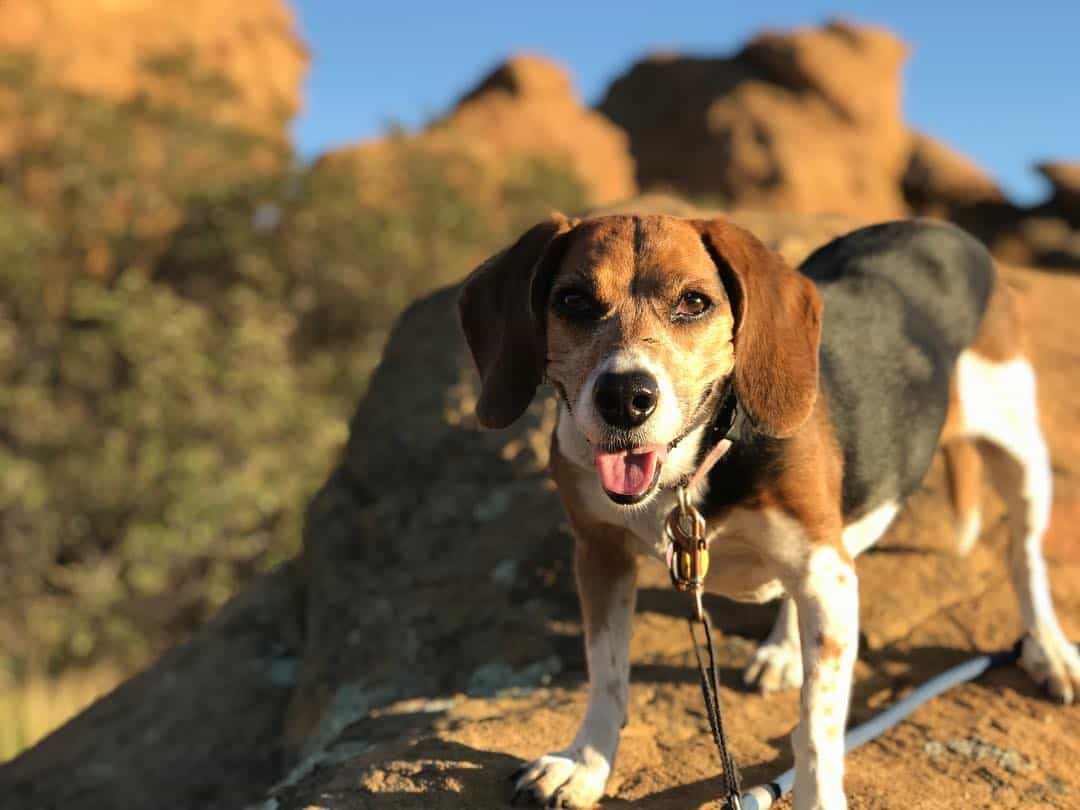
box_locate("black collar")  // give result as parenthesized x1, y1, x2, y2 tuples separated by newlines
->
(701, 378, 740, 452)
(670, 377, 741, 490)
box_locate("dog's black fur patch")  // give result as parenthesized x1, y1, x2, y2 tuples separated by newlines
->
(703, 220, 995, 521)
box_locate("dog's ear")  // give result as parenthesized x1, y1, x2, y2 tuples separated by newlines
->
(694, 218, 823, 438)
(458, 213, 577, 428)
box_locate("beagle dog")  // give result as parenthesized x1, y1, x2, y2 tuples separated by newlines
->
(458, 214, 1080, 810)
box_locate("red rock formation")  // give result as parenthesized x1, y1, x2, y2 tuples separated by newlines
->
(904, 132, 1005, 217)
(1038, 161, 1080, 224)
(0, 0, 307, 143)
(600, 21, 911, 219)
(322, 56, 637, 208)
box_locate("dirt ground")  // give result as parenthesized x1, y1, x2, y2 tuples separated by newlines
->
(269, 535, 1080, 810)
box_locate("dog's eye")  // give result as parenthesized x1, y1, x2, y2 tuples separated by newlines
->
(674, 291, 711, 320)
(555, 289, 598, 318)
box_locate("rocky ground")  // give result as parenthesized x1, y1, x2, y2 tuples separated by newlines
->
(269, 552, 1080, 810)
(3, 201, 1079, 809)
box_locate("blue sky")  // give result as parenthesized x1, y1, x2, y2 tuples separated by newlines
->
(292, 1, 1078, 204)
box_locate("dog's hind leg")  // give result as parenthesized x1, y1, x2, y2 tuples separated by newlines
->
(956, 349, 1080, 703)
(943, 439, 984, 555)
(744, 595, 803, 693)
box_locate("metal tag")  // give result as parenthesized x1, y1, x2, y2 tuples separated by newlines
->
(665, 486, 708, 594)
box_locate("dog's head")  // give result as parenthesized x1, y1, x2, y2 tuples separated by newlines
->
(458, 213, 822, 505)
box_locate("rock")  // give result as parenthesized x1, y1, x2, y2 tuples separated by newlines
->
(596, 21, 1077, 270)
(964, 173, 1080, 270)
(904, 132, 1005, 217)
(1015, 216, 1080, 266)
(1037, 161, 1080, 224)
(456, 54, 577, 104)
(437, 55, 637, 205)
(599, 21, 911, 218)
(324, 56, 636, 208)
(5, 201, 1080, 809)
(740, 20, 907, 127)
(0, 567, 304, 810)
(0, 0, 307, 144)
(0, 0, 308, 277)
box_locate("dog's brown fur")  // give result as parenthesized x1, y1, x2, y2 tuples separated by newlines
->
(544, 217, 737, 439)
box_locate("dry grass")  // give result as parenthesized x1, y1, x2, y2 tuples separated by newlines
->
(0, 664, 128, 762)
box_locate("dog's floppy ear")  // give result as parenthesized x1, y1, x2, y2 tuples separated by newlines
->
(694, 218, 823, 438)
(458, 213, 576, 428)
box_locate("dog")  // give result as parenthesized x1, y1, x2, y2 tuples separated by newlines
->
(457, 213, 1080, 810)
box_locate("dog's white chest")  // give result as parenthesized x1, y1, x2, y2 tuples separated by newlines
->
(563, 460, 791, 603)
(555, 407, 792, 602)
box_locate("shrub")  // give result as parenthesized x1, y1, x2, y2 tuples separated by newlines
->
(0, 47, 588, 701)
(0, 218, 344, 679)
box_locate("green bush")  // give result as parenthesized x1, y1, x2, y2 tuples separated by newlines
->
(274, 145, 586, 400)
(0, 205, 343, 678)
(0, 50, 587, 688)
(0, 51, 282, 280)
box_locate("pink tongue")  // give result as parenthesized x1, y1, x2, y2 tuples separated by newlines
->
(594, 449, 659, 496)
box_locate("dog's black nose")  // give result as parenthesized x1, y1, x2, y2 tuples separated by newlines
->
(594, 371, 658, 429)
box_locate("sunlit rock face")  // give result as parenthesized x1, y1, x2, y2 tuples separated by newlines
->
(600, 21, 912, 219)
(0, 0, 308, 145)
(320, 55, 638, 209)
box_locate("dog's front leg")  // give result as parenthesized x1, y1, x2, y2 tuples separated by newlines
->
(512, 529, 637, 808)
(790, 545, 859, 810)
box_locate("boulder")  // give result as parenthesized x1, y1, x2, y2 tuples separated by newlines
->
(324, 56, 637, 208)
(599, 21, 911, 218)
(0, 0, 308, 277)
(0, 0, 307, 145)
(1037, 161, 1080, 224)
(904, 132, 1005, 217)
(965, 161, 1080, 270)
(0, 567, 303, 810)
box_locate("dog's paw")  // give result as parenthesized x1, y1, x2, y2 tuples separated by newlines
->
(510, 749, 610, 808)
(1020, 632, 1080, 704)
(743, 639, 804, 693)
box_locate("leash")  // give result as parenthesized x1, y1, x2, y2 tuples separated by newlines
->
(690, 608, 743, 810)
(663, 380, 742, 807)
(667, 481, 742, 810)
(666, 484, 1036, 810)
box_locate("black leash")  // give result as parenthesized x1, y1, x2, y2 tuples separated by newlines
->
(666, 482, 743, 810)
(664, 387, 744, 809)
(689, 609, 743, 810)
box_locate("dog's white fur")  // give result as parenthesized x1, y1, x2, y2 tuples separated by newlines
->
(513, 348, 1079, 809)
(744, 501, 901, 694)
(574, 349, 687, 458)
(955, 352, 1080, 702)
(510, 554, 634, 806)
